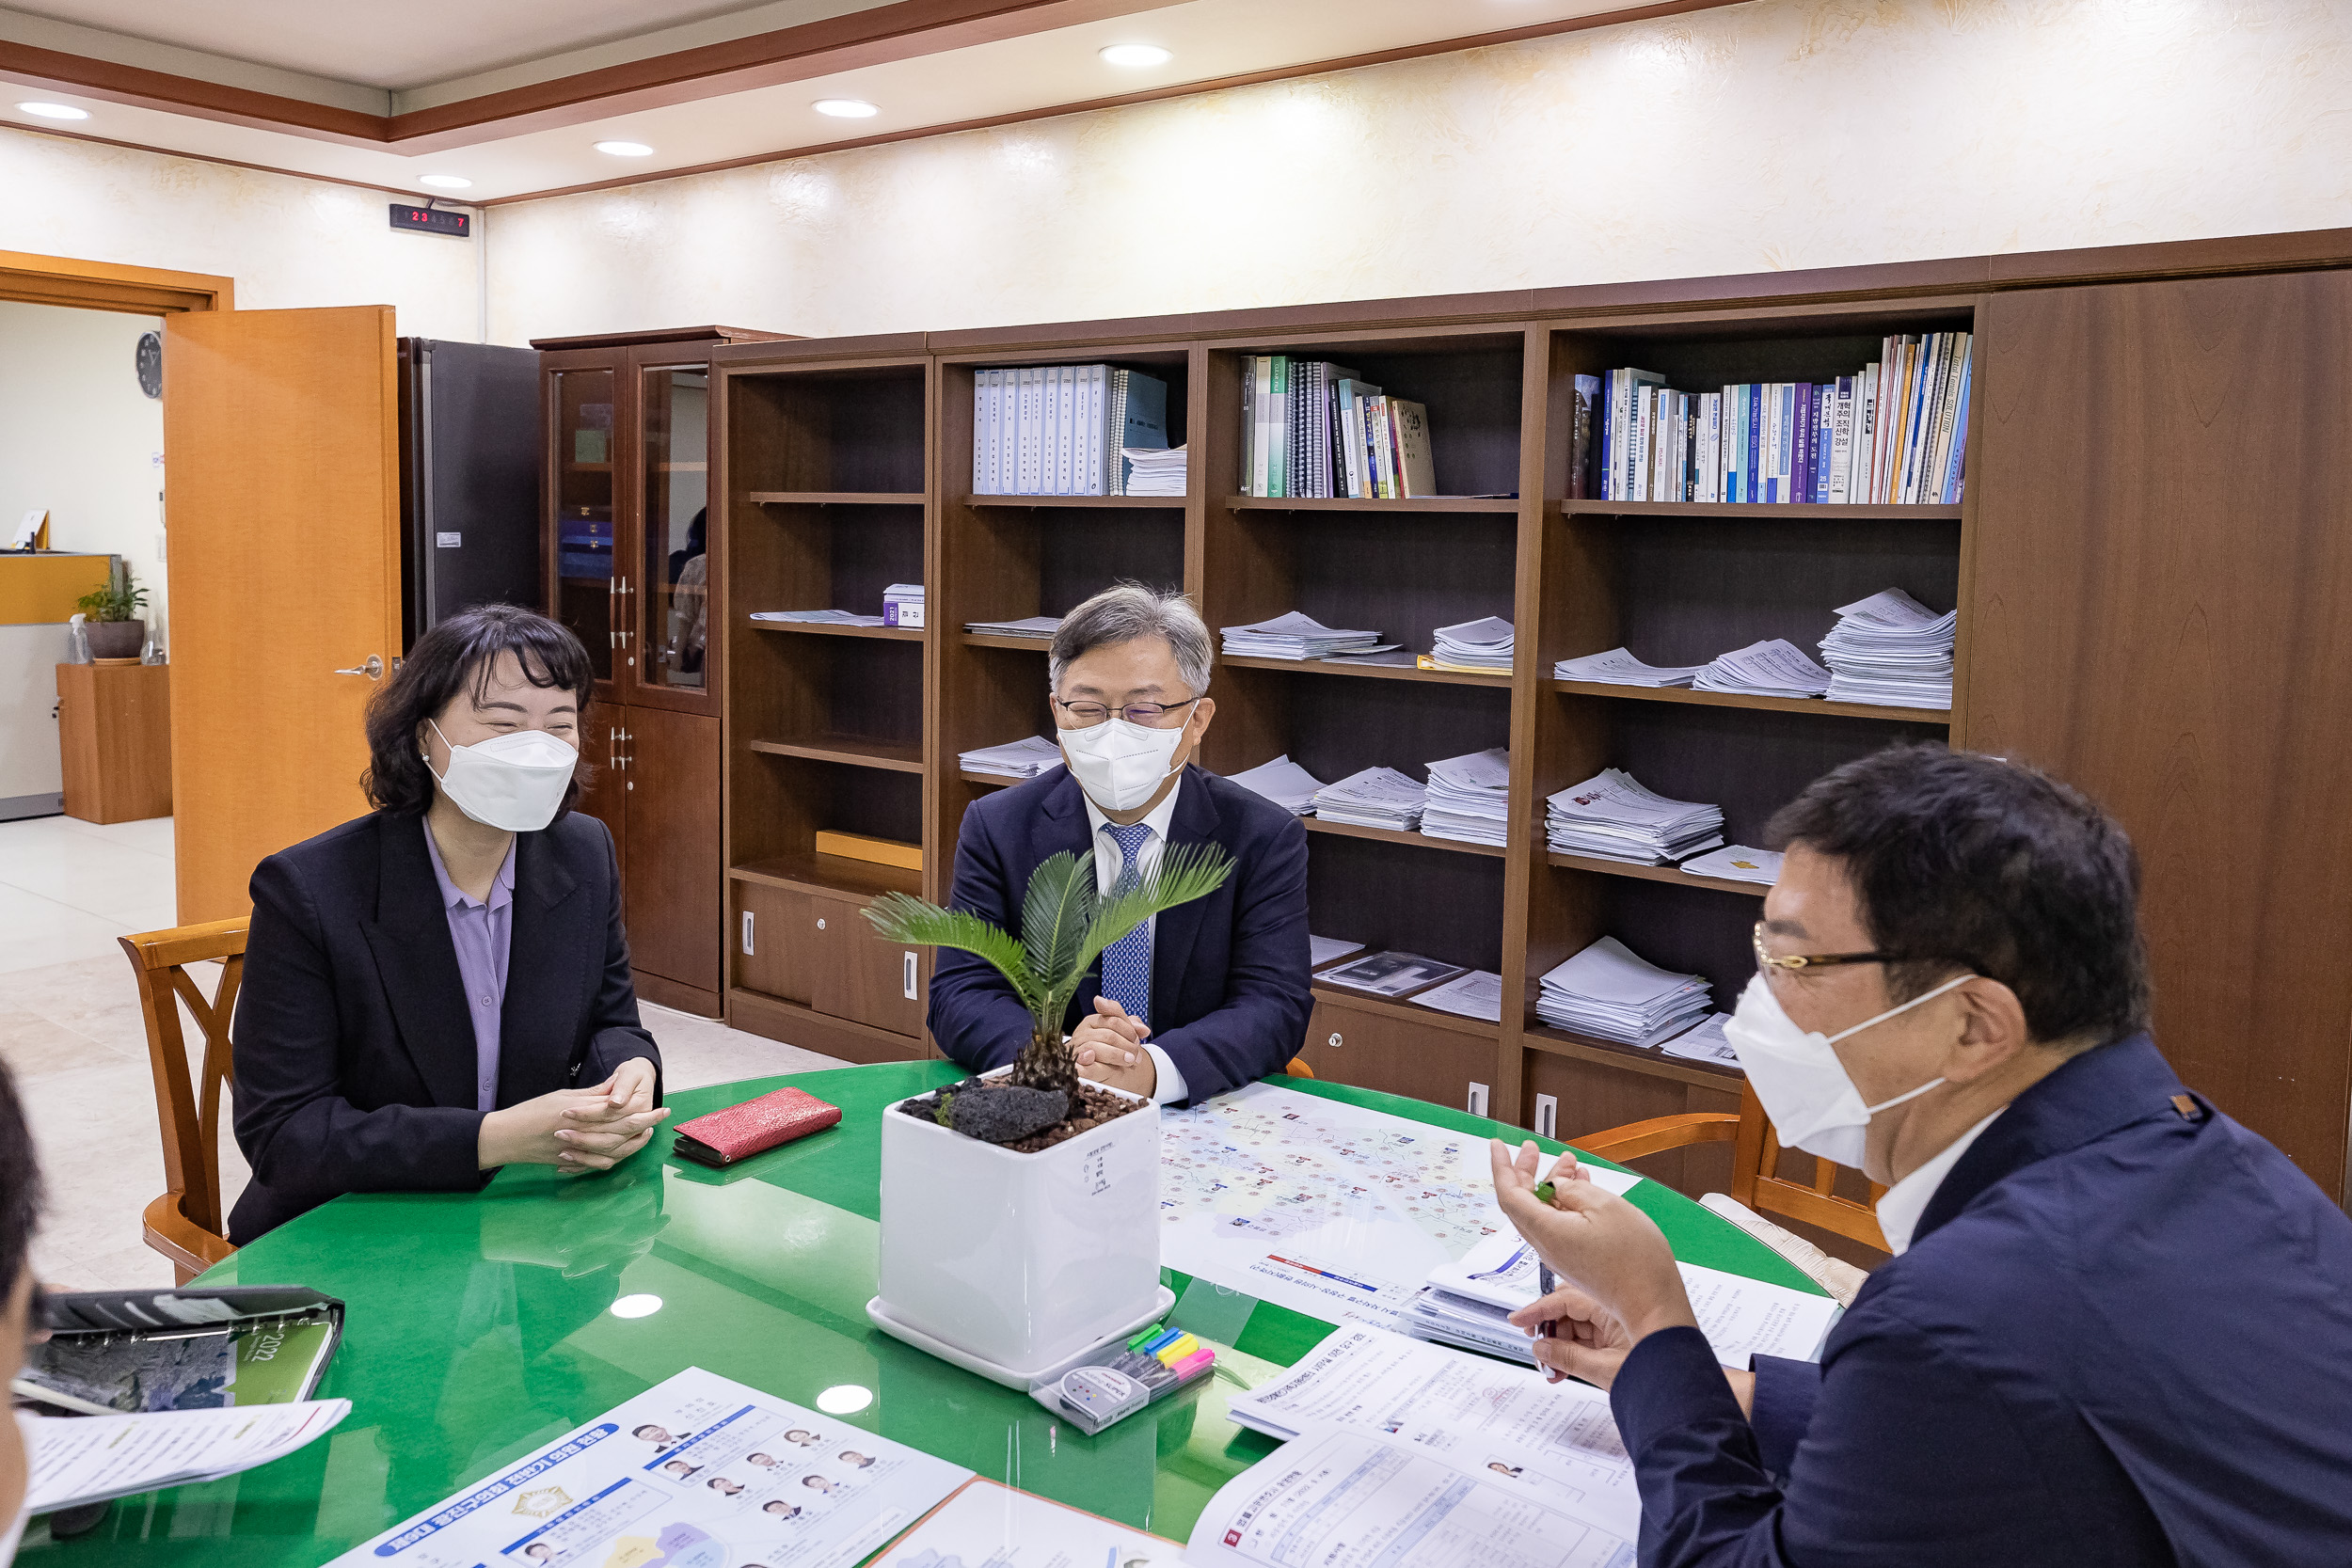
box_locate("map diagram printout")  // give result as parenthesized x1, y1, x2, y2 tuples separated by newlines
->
(1159, 1083, 1524, 1329)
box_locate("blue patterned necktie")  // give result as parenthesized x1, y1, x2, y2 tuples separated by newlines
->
(1098, 821, 1153, 1024)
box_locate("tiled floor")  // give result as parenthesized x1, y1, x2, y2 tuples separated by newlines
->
(0, 814, 850, 1291)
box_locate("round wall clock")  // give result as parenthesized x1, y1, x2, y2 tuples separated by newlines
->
(136, 331, 163, 398)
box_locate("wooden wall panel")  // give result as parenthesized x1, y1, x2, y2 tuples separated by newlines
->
(1969, 274, 2352, 1199)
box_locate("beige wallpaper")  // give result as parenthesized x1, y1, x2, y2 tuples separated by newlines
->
(485, 0, 2352, 343)
(0, 125, 482, 340)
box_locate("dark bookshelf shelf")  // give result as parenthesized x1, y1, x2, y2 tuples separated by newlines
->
(1545, 850, 1766, 898)
(747, 491, 925, 506)
(1559, 499, 1963, 521)
(747, 617, 926, 641)
(1311, 982, 1501, 1039)
(1304, 816, 1508, 858)
(959, 769, 1021, 789)
(961, 633, 1054, 651)
(962, 494, 1184, 509)
(746, 736, 924, 773)
(1550, 679, 1950, 726)
(729, 852, 922, 900)
(1227, 496, 1518, 514)
(1523, 1023, 1741, 1089)
(1223, 654, 1512, 689)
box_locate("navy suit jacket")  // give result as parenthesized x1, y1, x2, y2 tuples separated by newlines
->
(229, 809, 661, 1244)
(1609, 1033, 2352, 1566)
(928, 765, 1312, 1104)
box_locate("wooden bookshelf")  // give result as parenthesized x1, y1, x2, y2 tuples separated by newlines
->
(963, 494, 1182, 509)
(1306, 816, 1508, 858)
(1544, 851, 1767, 898)
(747, 491, 924, 506)
(749, 618, 926, 641)
(1222, 654, 1512, 688)
(1550, 679, 1951, 726)
(730, 851, 921, 901)
(746, 736, 924, 773)
(1228, 496, 1519, 514)
(1561, 499, 1962, 521)
(959, 633, 1056, 651)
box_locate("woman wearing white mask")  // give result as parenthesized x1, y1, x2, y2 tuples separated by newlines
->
(229, 606, 667, 1243)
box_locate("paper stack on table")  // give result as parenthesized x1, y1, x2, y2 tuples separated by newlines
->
(1420, 747, 1510, 846)
(1122, 443, 1187, 497)
(1310, 765, 1426, 830)
(751, 609, 886, 626)
(962, 613, 1062, 639)
(1679, 844, 1783, 885)
(1819, 587, 1957, 707)
(26, 1400, 349, 1514)
(1536, 935, 1714, 1047)
(1220, 610, 1386, 659)
(1553, 646, 1705, 687)
(1545, 768, 1724, 864)
(1428, 616, 1514, 673)
(1226, 753, 1326, 815)
(1660, 1012, 1743, 1068)
(958, 734, 1064, 779)
(1692, 637, 1833, 698)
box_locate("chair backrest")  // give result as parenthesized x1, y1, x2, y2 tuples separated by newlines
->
(1729, 1079, 1888, 1253)
(118, 916, 250, 1282)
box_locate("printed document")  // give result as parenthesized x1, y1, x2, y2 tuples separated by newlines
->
(328, 1367, 968, 1568)
(26, 1399, 349, 1513)
(875, 1478, 1187, 1565)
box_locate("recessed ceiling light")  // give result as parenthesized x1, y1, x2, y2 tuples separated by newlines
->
(16, 103, 89, 120)
(419, 174, 472, 189)
(1099, 43, 1172, 68)
(609, 1293, 662, 1319)
(595, 140, 655, 157)
(813, 99, 879, 119)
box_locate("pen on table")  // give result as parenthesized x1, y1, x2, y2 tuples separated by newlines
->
(1534, 1169, 1561, 1338)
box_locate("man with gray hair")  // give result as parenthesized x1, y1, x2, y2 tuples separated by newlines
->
(929, 582, 1312, 1102)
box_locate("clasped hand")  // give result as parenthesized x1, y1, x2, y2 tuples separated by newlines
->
(479, 1056, 668, 1176)
(1072, 996, 1157, 1097)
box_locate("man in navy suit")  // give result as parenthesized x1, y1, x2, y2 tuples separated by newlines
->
(930, 583, 1311, 1104)
(1490, 747, 2352, 1565)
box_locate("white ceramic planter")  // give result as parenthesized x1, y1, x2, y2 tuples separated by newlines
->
(869, 1076, 1167, 1386)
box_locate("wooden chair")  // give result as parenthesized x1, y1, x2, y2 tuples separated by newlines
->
(1285, 1057, 1314, 1079)
(118, 917, 249, 1283)
(1572, 1079, 1890, 1255)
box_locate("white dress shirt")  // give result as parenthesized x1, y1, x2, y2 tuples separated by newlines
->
(1873, 1109, 2003, 1254)
(1080, 773, 1191, 1104)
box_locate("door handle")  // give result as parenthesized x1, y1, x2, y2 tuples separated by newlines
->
(333, 655, 384, 679)
(902, 951, 919, 1001)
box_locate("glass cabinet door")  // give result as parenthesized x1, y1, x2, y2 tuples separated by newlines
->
(641, 365, 712, 693)
(553, 368, 617, 683)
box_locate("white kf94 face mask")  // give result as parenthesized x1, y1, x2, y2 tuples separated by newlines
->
(426, 720, 579, 832)
(1058, 715, 1187, 815)
(1723, 969, 1977, 1169)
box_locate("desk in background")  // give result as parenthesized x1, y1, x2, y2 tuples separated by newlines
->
(0, 552, 115, 821)
(23, 1062, 1820, 1563)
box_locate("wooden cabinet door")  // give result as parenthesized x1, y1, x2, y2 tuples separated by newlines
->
(166, 305, 401, 921)
(811, 895, 925, 1037)
(1295, 994, 1496, 1114)
(622, 705, 722, 1004)
(734, 881, 818, 1006)
(573, 706, 628, 882)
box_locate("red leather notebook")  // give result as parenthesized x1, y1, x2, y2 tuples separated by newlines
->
(671, 1087, 841, 1167)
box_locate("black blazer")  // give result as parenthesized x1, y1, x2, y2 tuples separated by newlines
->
(229, 809, 660, 1244)
(927, 765, 1311, 1104)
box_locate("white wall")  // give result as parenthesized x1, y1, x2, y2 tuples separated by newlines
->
(0, 125, 483, 340)
(486, 0, 2352, 341)
(0, 301, 168, 641)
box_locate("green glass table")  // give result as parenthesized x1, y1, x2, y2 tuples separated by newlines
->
(24, 1064, 1817, 1563)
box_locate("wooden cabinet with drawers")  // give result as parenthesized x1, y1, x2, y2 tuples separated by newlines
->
(730, 869, 930, 1062)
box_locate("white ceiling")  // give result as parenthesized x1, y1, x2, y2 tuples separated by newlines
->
(0, 0, 1672, 203)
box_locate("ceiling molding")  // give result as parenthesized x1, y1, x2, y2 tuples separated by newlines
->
(0, 119, 452, 201)
(0, 37, 388, 145)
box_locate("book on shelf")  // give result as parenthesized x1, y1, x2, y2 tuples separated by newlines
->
(972, 364, 1168, 496)
(962, 613, 1062, 639)
(1238, 355, 1441, 499)
(1591, 331, 1971, 505)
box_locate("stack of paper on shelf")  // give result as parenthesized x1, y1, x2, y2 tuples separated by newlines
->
(1819, 587, 1957, 707)
(1421, 747, 1511, 846)
(1220, 610, 1385, 659)
(751, 609, 885, 626)
(1309, 934, 1365, 967)
(970, 364, 1168, 496)
(1553, 646, 1705, 687)
(1545, 768, 1724, 864)
(1660, 1012, 1742, 1068)
(882, 582, 925, 627)
(1679, 845, 1783, 885)
(1408, 969, 1503, 1022)
(1535, 935, 1714, 1047)
(1121, 443, 1186, 497)
(1309, 766, 1426, 830)
(962, 613, 1062, 639)
(958, 735, 1064, 779)
(1692, 638, 1833, 698)
(1225, 753, 1325, 815)
(1428, 616, 1514, 673)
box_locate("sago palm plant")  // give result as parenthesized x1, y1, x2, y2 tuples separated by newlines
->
(865, 844, 1233, 1098)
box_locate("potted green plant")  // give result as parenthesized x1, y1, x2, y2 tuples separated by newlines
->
(862, 843, 1232, 1385)
(75, 562, 149, 661)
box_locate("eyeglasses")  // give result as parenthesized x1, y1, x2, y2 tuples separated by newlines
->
(1052, 696, 1200, 728)
(1752, 921, 1907, 974)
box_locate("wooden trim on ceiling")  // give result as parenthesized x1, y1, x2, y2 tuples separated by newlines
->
(0, 39, 388, 148)
(0, 247, 233, 314)
(0, 120, 453, 202)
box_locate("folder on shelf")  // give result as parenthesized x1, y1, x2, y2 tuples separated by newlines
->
(813, 831, 922, 871)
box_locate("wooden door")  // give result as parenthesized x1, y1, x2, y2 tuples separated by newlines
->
(812, 894, 924, 1037)
(623, 705, 723, 1008)
(627, 352, 723, 716)
(1969, 273, 2352, 1200)
(166, 306, 400, 922)
(734, 881, 817, 1004)
(572, 710, 628, 894)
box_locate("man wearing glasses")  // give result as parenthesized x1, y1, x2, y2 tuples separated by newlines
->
(1488, 745, 2352, 1565)
(929, 582, 1311, 1104)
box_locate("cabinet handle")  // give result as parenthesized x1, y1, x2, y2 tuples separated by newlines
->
(1467, 1082, 1490, 1117)
(902, 951, 919, 1000)
(740, 911, 755, 956)
(816, 917, 826, 931)
(1327, 1031, 1343, 1048)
